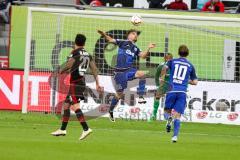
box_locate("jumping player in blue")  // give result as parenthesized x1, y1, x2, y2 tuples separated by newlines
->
(98, 29, 156, 122)
(161, 45, 198, 142)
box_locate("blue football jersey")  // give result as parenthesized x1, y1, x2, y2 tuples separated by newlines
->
(115, 39, 141, 69)
(166, 58, 197, 92)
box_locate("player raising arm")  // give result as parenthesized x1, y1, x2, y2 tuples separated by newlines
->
(51, 34, 103, 140)
(98, 29, 156, 122)
(161, 45, 198, 143)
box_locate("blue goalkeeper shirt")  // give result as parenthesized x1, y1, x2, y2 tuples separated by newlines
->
(115, 39, 141, 69)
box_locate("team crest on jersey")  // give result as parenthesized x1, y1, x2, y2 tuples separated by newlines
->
(126, 49, 135, 57)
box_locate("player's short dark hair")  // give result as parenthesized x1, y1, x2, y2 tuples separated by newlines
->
(75, 34, 86, 46)
(178, 45, 189, 57)
(165, 53, 173, 58)
(126, 29, 139, 37)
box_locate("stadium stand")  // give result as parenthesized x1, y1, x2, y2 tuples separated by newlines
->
(0, 0, 11, 23)
(166, 0, 189, 10)
(202, 0, 225, 12)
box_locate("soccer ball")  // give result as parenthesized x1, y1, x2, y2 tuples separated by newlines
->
(131, 15, 142, 26)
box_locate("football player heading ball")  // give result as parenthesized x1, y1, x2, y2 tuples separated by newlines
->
(97, 29, 156, 122)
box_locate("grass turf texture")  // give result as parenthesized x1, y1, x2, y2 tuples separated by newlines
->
(0, 111, 239, 160)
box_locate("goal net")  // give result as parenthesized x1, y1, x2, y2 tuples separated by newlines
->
(22, 7, 240, 123)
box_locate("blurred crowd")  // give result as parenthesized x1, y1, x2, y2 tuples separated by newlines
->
(1, 0, 25, 23)
(76, 0, 240, 13)
(148, 0, 225, 12)
(1, 0, 240, 24)
(0, 0, 11, 23)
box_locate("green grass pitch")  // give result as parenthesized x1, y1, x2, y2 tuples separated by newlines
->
(0, 111, 239, 160)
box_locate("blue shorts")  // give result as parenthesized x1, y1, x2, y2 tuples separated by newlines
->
(114, 68, 137, 92)
(165, 92, 187, 114)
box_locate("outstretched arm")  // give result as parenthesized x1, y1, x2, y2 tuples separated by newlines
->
(139, 43, 156, 59)
(97, 30, 116, 43)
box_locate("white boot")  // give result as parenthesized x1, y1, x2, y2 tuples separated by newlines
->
(79, 128, 93, 140)
(51, 129, 66, 136)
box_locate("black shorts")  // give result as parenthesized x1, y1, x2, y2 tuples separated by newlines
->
(65, 80, 86, 105)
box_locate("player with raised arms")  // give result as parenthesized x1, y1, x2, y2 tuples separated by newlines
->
(97, 29, 156, 122)
(51, 34, 103, 140)
(161, 45, 198, 142)
(149, 53, 173, 122)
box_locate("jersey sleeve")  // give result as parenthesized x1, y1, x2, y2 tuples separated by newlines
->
(70, 52, 80, 69)
(190, 65, 198, 80)
(135, 46, 141, 56)
(70, 51, 80, 60)
(115, 39, 124, 46)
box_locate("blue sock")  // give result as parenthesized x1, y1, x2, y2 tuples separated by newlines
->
(137, 78, 146, 96)
(109, 97, 119, 112)
(173, 119, 181, 137)
(164, 112, 170, 120)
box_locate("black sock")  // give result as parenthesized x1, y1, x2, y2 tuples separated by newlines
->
(109, 97, 119, 112)
(61, 122, 68, 130)
(109, 106, 114, 113)
(61, 109, 70, 130)
(75, 109, 89, 131)
(80, 122, 89, 131)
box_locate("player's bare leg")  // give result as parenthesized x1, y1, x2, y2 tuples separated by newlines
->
(135, 70, 147, 104)
(171, 112, 181, 143)
(109, 92, 123, 122)
(51, 102, 71, 136)
(71, 103, 92, 140)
